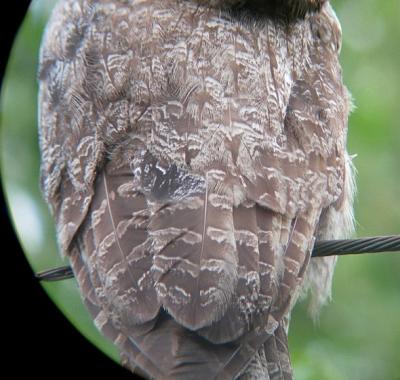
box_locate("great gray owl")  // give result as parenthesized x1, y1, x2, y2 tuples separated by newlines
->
(38, 0, 355, 378)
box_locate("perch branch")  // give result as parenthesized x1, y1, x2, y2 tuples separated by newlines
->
(36, 235, 400, 282)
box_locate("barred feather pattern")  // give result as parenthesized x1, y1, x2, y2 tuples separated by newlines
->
(38, 0, 354, 378)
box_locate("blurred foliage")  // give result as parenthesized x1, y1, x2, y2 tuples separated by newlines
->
(1, 0, 399, 379)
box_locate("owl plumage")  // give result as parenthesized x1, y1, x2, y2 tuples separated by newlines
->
(38, 0, 355, 378)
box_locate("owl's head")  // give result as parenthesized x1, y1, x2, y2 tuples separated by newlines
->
(280, 0, 327, 18)
(199, 0, 327, 20)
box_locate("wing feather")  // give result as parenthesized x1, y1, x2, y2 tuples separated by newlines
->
(84, 159, 160, 326)
(139, 152, 238, 330)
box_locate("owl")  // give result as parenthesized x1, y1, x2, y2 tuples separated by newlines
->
(38, 0, 355, 378)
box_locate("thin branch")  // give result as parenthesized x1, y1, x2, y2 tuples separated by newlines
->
(35, 235, 400, 282)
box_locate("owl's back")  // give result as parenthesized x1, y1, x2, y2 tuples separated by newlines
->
(38, 1, 352, 379)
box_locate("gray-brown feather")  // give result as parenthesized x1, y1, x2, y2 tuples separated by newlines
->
(38, 0, 354, 378)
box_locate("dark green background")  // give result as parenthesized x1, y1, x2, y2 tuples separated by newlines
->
(1, 1, 399, 379)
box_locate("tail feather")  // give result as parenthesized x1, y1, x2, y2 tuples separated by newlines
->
(237, 322, 292, 380)
(263, 323, 292, 380)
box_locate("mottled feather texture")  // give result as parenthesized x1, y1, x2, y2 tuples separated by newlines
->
(38, 0, 355, 378)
